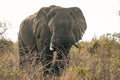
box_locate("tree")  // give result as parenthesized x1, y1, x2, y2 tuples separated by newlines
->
(119, 10, 120, 16)
(113, 32, 120, 42)
(0, 21, 13, 53)
(0, 21, 8, 38)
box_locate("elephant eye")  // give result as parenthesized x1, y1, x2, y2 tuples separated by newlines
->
(51, 11, 56, 17)
(49, 24, 54, 28)
(48, 11, 56, 19)
(49, 24, 54, 33)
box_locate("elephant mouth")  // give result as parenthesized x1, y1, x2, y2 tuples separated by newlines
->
(49, 37, 76, 52)
(50, 42, 79, 51)
(50, 42, 71, 51)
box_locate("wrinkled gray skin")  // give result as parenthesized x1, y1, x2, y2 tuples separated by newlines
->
(18, 5, 87, 76)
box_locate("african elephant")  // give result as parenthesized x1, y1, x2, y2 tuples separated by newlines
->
(18, 5, 87, 76)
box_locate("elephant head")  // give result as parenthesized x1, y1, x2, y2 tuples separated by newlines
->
(34, 6, 87, 52)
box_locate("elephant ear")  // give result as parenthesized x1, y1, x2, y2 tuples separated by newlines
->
(33, 6, 58, 45)
(33, 7, 51, 39)
(70, 7, 87, 42)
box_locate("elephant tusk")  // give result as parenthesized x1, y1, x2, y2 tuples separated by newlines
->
(50, 43, 54, 51)
(74, 43, 80, 48)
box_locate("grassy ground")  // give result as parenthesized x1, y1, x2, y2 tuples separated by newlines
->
(0, 38, 120, 80)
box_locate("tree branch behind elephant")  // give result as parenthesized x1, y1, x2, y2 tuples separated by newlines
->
(18, 5, 87, 76)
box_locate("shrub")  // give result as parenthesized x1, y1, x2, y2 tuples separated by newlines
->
(0, 38, 13, 53)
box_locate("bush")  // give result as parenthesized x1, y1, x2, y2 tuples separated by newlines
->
(0, 33, 120, 80)
(0, 38, 13, 53)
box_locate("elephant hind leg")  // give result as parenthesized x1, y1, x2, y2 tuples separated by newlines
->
(19, 45, 37, 69)
(19, 50, 38, 70)
(19, 48, 31, 69)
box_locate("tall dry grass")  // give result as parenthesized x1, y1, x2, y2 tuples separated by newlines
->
(0, 36, 120, 80)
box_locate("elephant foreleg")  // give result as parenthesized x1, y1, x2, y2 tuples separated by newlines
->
(51, 50, 70, 76)
(41, 47, 53, 76)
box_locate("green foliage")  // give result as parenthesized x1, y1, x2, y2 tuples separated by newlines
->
(73, 67, 89, 77)
(88, 40, 100, 54)
(0, 54, 28, 80)
(86, 33, 120, 55)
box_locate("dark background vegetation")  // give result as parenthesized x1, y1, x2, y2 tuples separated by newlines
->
(0, 21, 120, 80)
